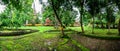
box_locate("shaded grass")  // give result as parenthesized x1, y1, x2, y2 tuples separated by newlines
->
(2, 26, 118, 51)
(69, 26, 120, 40)
(71, 39, 90, 51)
(82, 34, 120, 40)
(69, 26, 118, 36)
(0, 26, 88, 51)
(0, 26, 59, 51)
(0, 32, 60, 51)
(19, 26, 54, 32)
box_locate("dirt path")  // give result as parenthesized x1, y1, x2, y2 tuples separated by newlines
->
(70, 34, 120, 51)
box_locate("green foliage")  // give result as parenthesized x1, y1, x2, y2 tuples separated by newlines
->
(48, 0, 71, 11)
(42, 5, 76, 27)
(0, 0, 33, 28)
(115, 12, 120, 24)
(88, 0, 107, 16)
(42, 6, 54, 24)
(2, 0, 22, 10)
(113, 0, 120, 9)
(60, 10, 76, 27)
(106, 5, 116, 24)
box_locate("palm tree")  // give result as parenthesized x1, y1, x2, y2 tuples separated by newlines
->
(112, 0, 120, 35)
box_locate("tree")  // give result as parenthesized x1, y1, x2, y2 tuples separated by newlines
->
(118, 19, 120, 35)
(112, 0, 120, 35)
(106, 4, 115, 33)
(49, 0, 75, 37)
(88, 0, 107, 34)
(71, 0, 87, 33)
(79, 0, 85, 33)
(50, 0, 65, 36)
(1, 0, 33, 29)
(42, 6, 55, 25)
(98, 9, 107, 28)
(60, 9, 76, 28)
(88, 0, 99, 33)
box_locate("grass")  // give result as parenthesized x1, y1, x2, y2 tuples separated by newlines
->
(19, 26, 54, 32)
(0, 26, 119, 51)
(69, 26, 118, 35)
(0, 26, 57, 51)
(69, 26, 120, 40)
(0, 32, 60, 51)
(71, 39, 90, 51)
(0, 26, 88, 51)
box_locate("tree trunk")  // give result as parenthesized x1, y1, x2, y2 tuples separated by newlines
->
(92, 16, 95, 34)
(51, 0, 65, 36)
(80, 9, 84, 33)
(54, 15, 59, 29)
(79, 0, 84, 33)
(80, 15, 84, 33)
(100, 15, 104, 28)
(107, 22, 110, 33)
(101, 23, 105, 28)
(113, 24, 115, 29)
(118, 19, 120, 35)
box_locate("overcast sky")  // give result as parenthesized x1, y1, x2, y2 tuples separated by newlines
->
(0, 0, 6, 13)
(0, 0, 48, 14)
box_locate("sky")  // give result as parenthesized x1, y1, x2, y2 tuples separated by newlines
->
(0, 0, 80, 22)
(32, 0, 43, 14)
(73, 7, 80, 22)
(0, 0, 48, 14)
(0, 4, 6, 13)
(0, 0, 6, 13)
(42, 0, 47, 3)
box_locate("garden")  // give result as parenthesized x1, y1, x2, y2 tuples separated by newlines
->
(0, 0, 120, 51)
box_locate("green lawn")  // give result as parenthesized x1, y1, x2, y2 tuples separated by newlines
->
(0, 26, 61, 51)
(69, 26, 118, 36)
(0, 26, 89, 51)
(0, 26, 119, 51)
(69, 26, 120, 40)
(19, 26, 54, 32)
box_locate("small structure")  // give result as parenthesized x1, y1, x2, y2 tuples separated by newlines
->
(45, 18, 51, 26)
(74, 22, 80, 27)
